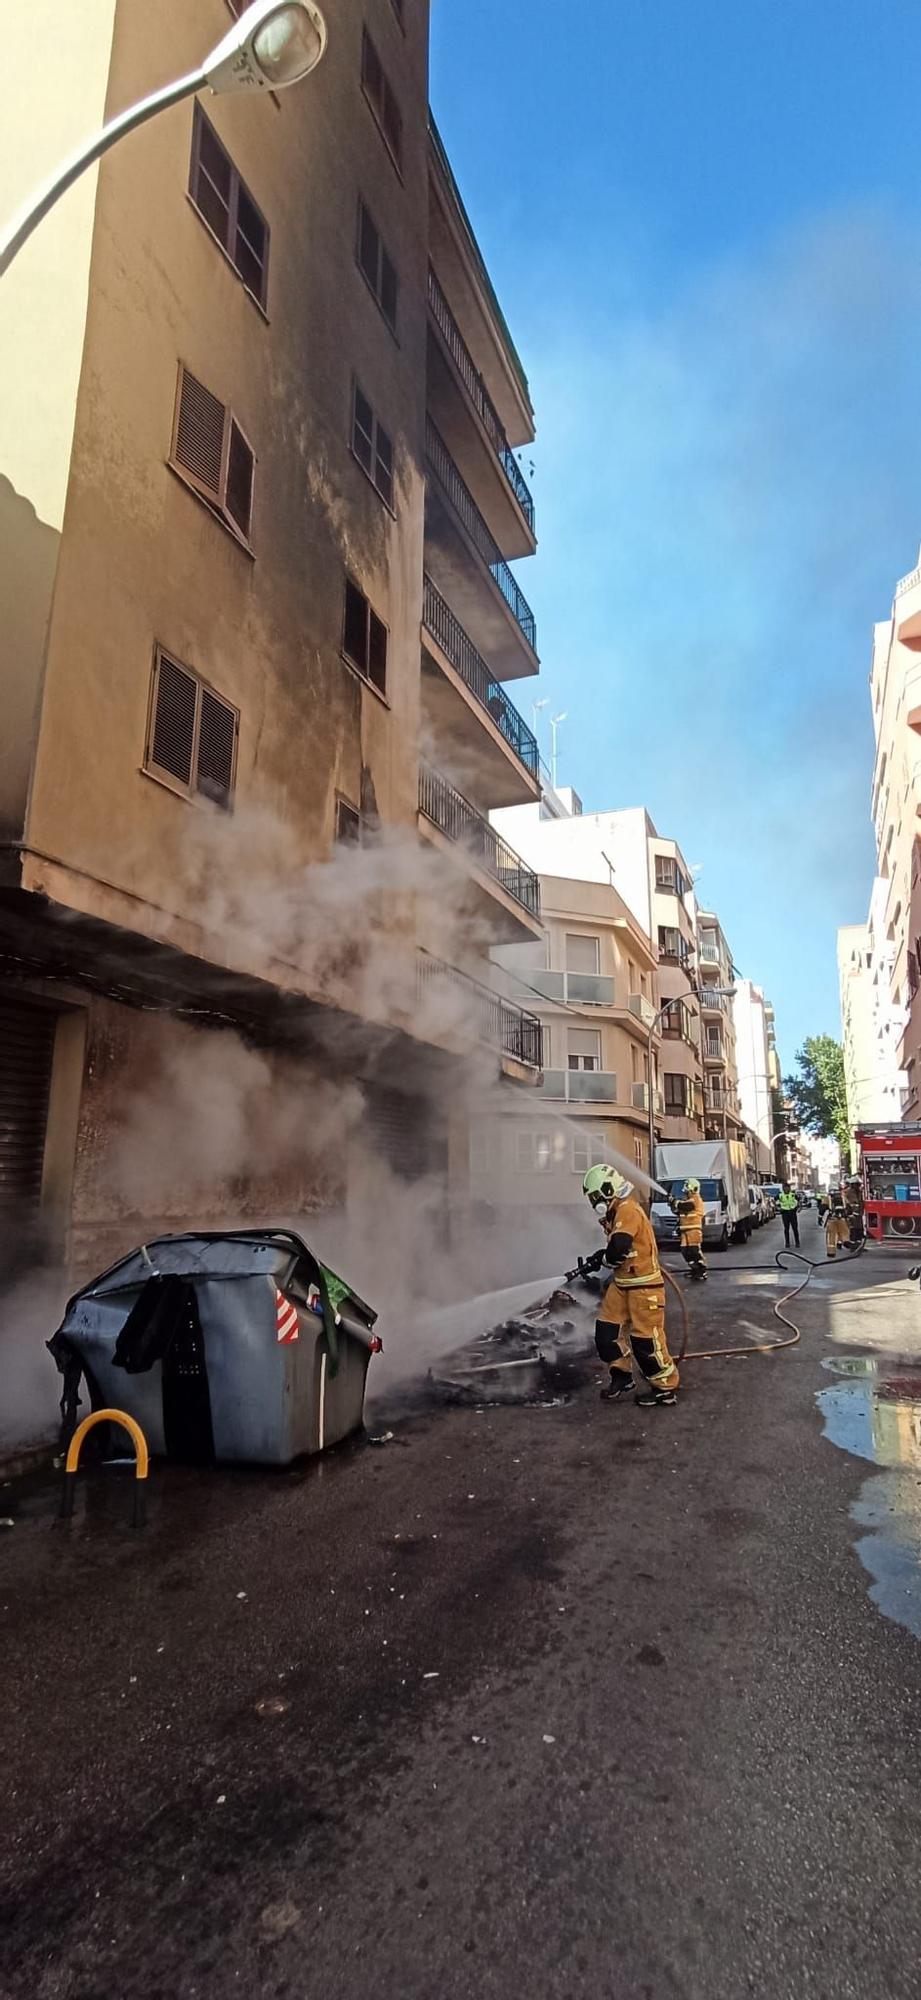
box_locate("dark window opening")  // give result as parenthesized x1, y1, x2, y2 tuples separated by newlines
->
(343, 578, 389, 696)
(190, 104, 269, 308)
(361, 28, 403, 170)
(336, 799, 362, 845)
(356, 198, 398, 332)
(351, 381, 394, 508)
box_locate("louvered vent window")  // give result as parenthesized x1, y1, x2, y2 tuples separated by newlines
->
(189, 104, 270, 307)
(342, 578, 388, 697)
(146, 649, 238, 808)
(171, 364, 255, 543)
(351, 382, 394, 508)
(356, 199, 398, 332)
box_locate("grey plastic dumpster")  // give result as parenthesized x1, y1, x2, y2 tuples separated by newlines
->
(48, 1229, 379, 1466)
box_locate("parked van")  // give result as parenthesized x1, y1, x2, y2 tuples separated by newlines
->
(653, 1141, 753, 1249)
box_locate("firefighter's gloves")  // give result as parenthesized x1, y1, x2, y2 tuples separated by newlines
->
(603, 1231, 634, 1267)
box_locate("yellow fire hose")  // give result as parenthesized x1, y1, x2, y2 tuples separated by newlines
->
(665, 1248, 816, 1367)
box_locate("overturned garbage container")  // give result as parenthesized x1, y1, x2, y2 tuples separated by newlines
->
(48, 1230, 379, 1466)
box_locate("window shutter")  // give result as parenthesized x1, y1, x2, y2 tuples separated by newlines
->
(358, 203, 379, 289)
(234, 184, 268, 302)
(225, 421, 254, 536)
(380, 248, 398, 328)
(151, 655, 197, 786)
(344, 580, 368, 670)
(353, 386, 375, 475)
(336, 800, 361, 845)
(191, 109, 233, 247)
(368, 611, 388, 693)
(383, 81, 402, 163)
(175, 368, 225, 499)
(197, 689, 236, 806)
(375, 424, 394, 507)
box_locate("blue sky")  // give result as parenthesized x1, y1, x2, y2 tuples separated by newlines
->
(430, 0, 921, 1072)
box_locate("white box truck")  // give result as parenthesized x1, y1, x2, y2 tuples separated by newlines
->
(652, 1140, 753, 1250)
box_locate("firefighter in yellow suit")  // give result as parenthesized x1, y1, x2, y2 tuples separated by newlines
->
(673, 1176, 708, 1282)
(825, 1192, 851, 1259)
(581, 1165, 680, 1408)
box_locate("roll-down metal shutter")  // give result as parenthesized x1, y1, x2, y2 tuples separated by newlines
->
(0, 1000, 57, 1220)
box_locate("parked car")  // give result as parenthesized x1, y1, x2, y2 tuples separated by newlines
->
(762, 1183, 782, 1220)
(748, 1185, 766, 1228)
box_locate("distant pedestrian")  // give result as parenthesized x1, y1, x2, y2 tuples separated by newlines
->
(779, 1182, 800, 1249)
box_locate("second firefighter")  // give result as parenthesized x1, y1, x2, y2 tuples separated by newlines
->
(672, 1176, 708, 1282)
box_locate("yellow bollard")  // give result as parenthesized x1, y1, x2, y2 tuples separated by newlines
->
(60, 1409, 150, 1528)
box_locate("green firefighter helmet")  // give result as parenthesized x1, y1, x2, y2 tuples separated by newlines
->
(684, 1177, 701, 1194)
(582, 1164, 631, 1210)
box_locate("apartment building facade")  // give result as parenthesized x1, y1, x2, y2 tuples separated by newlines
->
(697, 910, 742, 1146)
(489, 801, 707, 1146)
(0, 0, 544, 1284)
(487, 872, 660, 1194)
(731, 978, 774, 1178)
(838, 915, 904, 1165)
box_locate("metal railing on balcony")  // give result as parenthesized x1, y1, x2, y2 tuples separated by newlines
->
(700, 989, 728, 1014)
(699, 942, 721, 964)
(418, 951, 543, 1067)
(425, 418, 537, 651)
(419, 761, 540, 917)
(705, 1039, 725, 1061)
(422, 578, 539, 778)
(538, 1069, 619, 1104)
(428, 266, 536, 533)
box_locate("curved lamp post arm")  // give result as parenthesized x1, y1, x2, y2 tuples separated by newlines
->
(0, 69, 205, 279)
(0, 0, 327, 280)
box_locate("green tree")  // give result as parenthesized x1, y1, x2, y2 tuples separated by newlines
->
(783, 1036, 849, 1155)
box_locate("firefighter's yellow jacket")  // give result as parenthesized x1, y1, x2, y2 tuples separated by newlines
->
(602, 1194, 663, 1288)
(675, 1189, 705, 1248)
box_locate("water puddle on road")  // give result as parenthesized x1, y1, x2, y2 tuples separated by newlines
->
(817, 1359, 921, 1640)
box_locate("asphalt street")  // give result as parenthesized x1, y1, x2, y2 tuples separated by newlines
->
(4, 1209, 921, 1999)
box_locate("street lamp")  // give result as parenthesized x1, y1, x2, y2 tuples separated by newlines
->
(645, 985, 734, 1186)
(0, 0, 327, 279)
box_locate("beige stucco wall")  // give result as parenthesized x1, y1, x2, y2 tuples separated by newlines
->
(17, 0, 430, 978)
(0, 0, 117, 839)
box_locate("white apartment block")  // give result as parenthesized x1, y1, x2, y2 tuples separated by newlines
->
(732, 978, 775, 1177)
(490, 801, 706, 1142)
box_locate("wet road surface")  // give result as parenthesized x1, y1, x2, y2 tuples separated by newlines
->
(5, 1212, 921, 1997)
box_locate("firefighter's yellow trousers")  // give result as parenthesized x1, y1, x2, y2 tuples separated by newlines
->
(826, 1217, 850, 1258)
(596, 1278, 679, 1392)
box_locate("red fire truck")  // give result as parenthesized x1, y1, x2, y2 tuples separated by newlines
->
(856, 1124, 921, 1242)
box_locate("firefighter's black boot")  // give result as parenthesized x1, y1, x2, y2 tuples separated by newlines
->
(634, 1386, 678, 1408)
(600, 1369, 633, 1403)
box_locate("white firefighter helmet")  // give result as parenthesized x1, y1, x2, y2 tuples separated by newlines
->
(582, 1164, 632, 1210)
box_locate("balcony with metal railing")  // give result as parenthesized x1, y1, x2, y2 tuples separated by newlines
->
(419, 761, 540, 934)
(421, 577, 539, 802)
(425, 417, 538, 677)
(418, 951, 543, 1071)
(538, 1069, 618, 1104)
(428, 265, 536, 544)
(699, 942, 721, 964)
